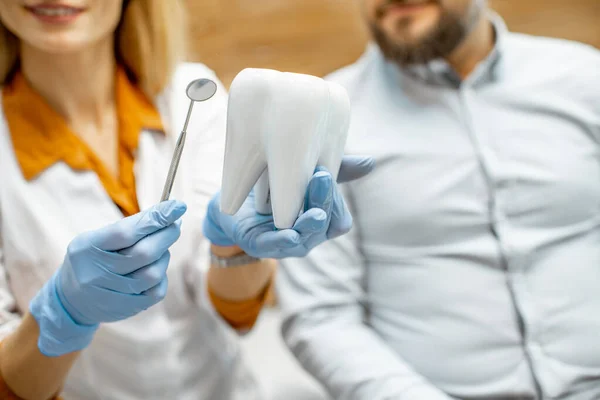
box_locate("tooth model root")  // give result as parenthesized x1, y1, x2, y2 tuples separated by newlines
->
(254, 170, 272, 215)
(220, 68, 350, 230)
(317, 83, 351, 182)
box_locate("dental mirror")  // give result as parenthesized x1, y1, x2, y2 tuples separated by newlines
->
(186, 79, 218, 102)
(160, 78, 218, 202)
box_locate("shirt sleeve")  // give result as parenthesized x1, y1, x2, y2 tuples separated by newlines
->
(0, 255, 26, 399)
(277, 186, 454, 400)
(0, 213, 62, 400)
(0, 215, 22, 341)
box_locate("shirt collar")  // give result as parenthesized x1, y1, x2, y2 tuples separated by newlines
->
(2, 67, 164, 181)
(377, 11, 508, 88)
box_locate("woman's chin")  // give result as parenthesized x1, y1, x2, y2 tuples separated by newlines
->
(22, 35, 93, 56)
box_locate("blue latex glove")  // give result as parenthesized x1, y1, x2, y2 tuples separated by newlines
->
(203, 155, 375, 258)
(30, 200, 187, 357)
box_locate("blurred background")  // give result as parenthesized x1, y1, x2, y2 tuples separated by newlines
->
(187, 0, 600, 87)
(183, 2, 599, 399)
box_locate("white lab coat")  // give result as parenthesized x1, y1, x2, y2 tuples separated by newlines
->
(0, 63, 262, 400)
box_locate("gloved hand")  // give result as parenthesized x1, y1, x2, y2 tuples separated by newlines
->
(30, 200, 187, 357)
(203, 155, 374, 259)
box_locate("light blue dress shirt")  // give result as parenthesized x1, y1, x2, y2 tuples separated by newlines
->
(278, 15, 600, 400)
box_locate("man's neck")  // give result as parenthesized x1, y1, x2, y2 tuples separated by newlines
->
(20, 38, 117, 127)
(446, 14, 495, 80)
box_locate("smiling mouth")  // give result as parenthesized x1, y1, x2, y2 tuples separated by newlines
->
(377, 0, 434, 18)
(25, 4, 85, 17)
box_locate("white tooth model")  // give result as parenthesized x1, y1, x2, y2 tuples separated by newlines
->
(220, 68, 351, 229)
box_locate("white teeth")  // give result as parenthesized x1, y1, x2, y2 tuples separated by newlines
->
(33, 7, 77, 16)
(220, 68, 350, 229)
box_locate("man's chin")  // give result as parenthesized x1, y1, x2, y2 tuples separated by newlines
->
(371, 25, 433, 65)
(386, 33, 430, 52)
(370, 10, 470, 67)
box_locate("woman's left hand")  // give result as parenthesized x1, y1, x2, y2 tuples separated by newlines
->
(202, 155, 374, 259)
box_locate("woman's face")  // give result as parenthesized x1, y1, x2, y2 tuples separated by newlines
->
(0, 0, 124, 54)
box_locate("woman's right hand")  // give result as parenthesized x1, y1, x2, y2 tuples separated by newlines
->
(29, 200, 187, 357)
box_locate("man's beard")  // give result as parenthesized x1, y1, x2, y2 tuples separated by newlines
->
(370, 6, 471, 66)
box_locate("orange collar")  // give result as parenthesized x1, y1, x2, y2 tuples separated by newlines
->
(2, 67, 164, 216)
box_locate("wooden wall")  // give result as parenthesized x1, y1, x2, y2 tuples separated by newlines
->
(186, 0, 599, 87)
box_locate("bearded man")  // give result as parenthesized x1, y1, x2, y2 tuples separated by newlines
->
(277, 1, 600, 399)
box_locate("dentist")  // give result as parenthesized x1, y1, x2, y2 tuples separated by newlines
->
(0, 1, 373, 399)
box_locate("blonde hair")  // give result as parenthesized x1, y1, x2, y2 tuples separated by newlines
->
(0, 0, 187, 97)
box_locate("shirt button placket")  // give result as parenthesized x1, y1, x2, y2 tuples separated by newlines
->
(459, 85, 543, 398)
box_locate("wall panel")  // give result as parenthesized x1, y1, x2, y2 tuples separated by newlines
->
(186, 0, 599, 86)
